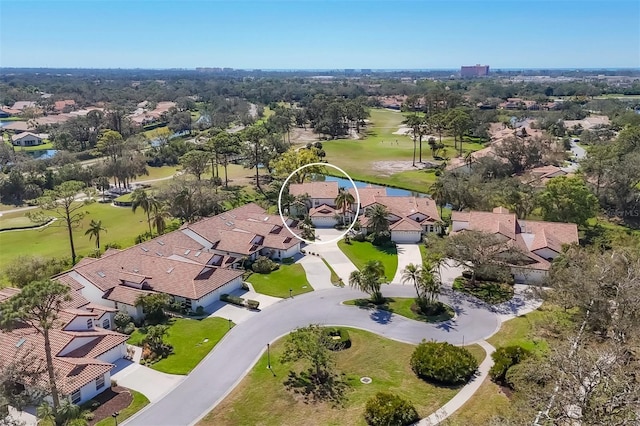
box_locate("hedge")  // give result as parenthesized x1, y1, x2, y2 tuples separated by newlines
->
(246, 299, 260, 310)
(221, 294, 245, 306)
(410, 341, 478, 385)
(489, 345, 532, 385)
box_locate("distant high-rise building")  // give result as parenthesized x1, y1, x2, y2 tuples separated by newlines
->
(461, 64, 490, 78)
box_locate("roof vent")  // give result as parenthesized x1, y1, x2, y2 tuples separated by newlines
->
(166, 267, 174, 274)
(97, 271, 106, 278)
(15, 337, 26, 348)
(184, 249, 191, 255)
(133, 268, 139, 273)
(141, 247, 149, 252)
(263, 217, 269, 221)
(156, 252, 163, 256)
(195, 251, 202, 257)
(158, 241, 165, 246)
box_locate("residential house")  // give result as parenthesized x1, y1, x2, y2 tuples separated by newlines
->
(55, 203, 302, 319)
(520, 165, 568, 187)
(11, 132, 44, 147)
(54, 100, 76, 113)
(11, 101, 37, 111)
(451, 206, 579, 283)
(289, 181, 340, 227)
(0, 288, 127, 406)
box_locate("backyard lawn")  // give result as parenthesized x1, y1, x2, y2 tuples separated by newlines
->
(10, 141, 55, 151)
(0, 202, 150, 273)
(344, 297, 455, 323)
(127, 317, 232, 375)
(199, 328, 486, 426)
(247, 263, 313, 298)
(337, 240, 398, 282)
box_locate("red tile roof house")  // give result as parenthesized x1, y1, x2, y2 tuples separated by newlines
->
(55, 203, 302, 320)
(288, 182, 442, 243)
(0, 287, 127, 407)
(451, 207, 579, 284)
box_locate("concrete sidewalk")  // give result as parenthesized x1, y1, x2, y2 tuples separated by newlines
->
(306, 229, 358, 283)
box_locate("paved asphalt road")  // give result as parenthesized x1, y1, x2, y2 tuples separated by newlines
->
(126, 285, 499, 426)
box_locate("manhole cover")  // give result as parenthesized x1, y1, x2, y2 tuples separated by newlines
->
(360, 377, 372, 384)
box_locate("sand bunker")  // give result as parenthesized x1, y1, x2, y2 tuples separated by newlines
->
(372, 160, 438, 176)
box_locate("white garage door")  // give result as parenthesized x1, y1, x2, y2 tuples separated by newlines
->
(391, 231, 422, 243)
(312, 217, 337, 228)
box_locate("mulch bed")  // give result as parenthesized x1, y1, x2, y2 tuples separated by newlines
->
(88, 386, 133, 425)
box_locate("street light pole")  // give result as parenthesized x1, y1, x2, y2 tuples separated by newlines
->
(228, 318, 232, 330)
(267, 343, 271, 369)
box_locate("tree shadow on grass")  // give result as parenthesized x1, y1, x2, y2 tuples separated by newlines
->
(284, 369, 348, 407)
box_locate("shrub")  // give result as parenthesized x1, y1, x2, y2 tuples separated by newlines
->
(251, 256, 280, 274)
(195, 306, 205, 316)
(368, 231, 392, 247)
(221, 294, 245, 306)
(135, 231, 153, 244)
(281, 257, 295, 265)
(410, 341, 478, 385)
(123, 322, 135, 335)
(489, 345, 532, 385)
(241, 281, 250, 290)
(364, 392, 419, 426)
(245, 299, 260, 310)
(352, 232, 366, 242)
(114, 312, 133, 332)
(325, 328, 351, 351)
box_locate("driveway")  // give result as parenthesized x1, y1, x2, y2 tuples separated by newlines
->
(298, 254, 334, 290)
(392, 244, 422, 284)
(438, 259, 467, 287)
(307, 229, 358, 282)
(206, 287, 282, 324)
(125, 285, 500, 426)
(111, 360, 184, 403)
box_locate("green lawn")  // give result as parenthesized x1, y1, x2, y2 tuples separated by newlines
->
(337, 240, 398, 282)
(94, 390, 149, 426)
(247, 263, 313, 298)
(445, 379, 510, 426)
(127, 317, 232, 375)
(0, 202, 150, 273)
(199, 328, 486, 426)
(322, 258, 343, 286)
(0, 214, 48, 230)
(10, 141, 55, 152)
(344, 297, 454, 323)
(139, 165, 180, 181)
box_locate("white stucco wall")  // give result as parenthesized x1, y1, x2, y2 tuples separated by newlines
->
(451, 221, 469, 232)
(391, 230, 422, 243)
(194, 276, 243, 308)
(67, 373, 112, 405)
(96, 343, 127, 364)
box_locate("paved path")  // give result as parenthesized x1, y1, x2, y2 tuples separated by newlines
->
(419, 340, 496, 425)
(392, 244, 423, 284)
(125, 285, 500, 426)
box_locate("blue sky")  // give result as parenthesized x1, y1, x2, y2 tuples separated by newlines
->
(1, 0, 638, 69)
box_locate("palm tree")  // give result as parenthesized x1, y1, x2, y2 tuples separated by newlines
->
(131, 188, 153, 236)
(404, 114, 422, 167)
(420, 266, 441, 305)
(365, 204, 390, 235)
(349, 260, 386, 303)
(429, 180, 447, 218)
(401, 263, 423, 299)
(334, 187, 355, 225)
(150, 203, 171, 236)
(84, 219, 107, 252)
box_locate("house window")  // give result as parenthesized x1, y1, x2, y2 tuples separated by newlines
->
(71, 389, 81, 404)
(96, 375, 105, 390)
(102, 318, 110, 329)
(86, 319, 92, 329)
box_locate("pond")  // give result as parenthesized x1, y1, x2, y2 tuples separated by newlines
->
(314, 175, 429, 197)
(25, 149, 58, 160)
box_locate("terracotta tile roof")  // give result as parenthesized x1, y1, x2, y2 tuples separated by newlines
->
(101, 248, 121, 258)
(11, 131, 42, 142)
(390, 218, 423, 231)
(518, 220, 579, 253)
(75, 257, 99, 268)
(56, 358, 113, 395)
(452, 209, 518, 239)
(103, 286, 154, 306)
(348, 186, 385, 208)
(309, 204, 337, 217)
(289, 182, 339, 199)
(64, 333, 128, 359)
(11, 101, 36, 110)
(0, 287, 20, 303)
(372, 196, 441, 222)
